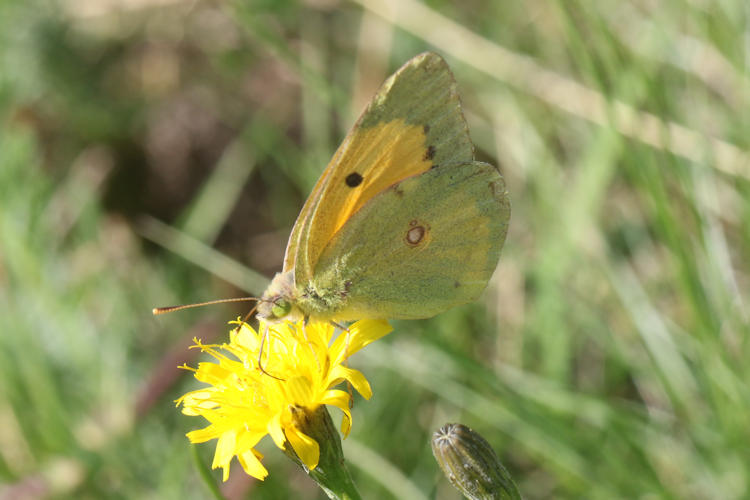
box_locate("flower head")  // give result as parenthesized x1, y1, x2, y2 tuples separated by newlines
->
(177, 318, 392, 481)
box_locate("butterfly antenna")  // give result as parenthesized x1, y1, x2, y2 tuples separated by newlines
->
(155, 296, 285, 380)
(152, 297, 260, 315)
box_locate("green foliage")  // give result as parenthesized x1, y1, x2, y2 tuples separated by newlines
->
(0, 0, 748, 498)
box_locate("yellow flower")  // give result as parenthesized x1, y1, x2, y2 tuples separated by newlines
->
(176, 318, 392, 481)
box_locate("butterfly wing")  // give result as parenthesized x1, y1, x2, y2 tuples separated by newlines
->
(306, 162, 510, 320)
(284, 52, 475, 285)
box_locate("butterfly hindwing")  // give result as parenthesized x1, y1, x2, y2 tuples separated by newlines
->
(304, 162, 510, 320)
(286, 52, 475, 284)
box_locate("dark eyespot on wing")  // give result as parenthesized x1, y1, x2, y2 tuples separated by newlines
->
(423, 145, 436, 161)
(345, 172, 363, 187)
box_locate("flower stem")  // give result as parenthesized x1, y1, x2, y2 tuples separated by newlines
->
(191, 444, 228, 500)
(283, 406, 362, 500)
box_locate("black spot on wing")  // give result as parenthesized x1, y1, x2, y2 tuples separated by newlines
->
(423, 145, 436, 161)
(345, 172, 363, 187)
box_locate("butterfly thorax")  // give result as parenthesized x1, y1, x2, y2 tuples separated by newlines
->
(258, 270, 350, 322)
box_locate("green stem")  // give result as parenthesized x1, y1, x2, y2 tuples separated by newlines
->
(283, 406, 362, 500)
(191, 444, 228, 500)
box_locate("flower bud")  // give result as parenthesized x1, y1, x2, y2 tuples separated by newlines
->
(432, 423, 521, 500)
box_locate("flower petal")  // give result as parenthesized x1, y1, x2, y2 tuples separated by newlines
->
(329, 319, 392, 362)
(186, 425, 220, 443)
(320, 388, 349, 407)
(320, 391, 353, 436)
(348, 319, 393, 352)
(329, 365, 372, 399)
(267, 413, 287, 450)
(212, 429, 237, 481)
(286, 375, 315, 406)
(238, 449, 268, 481)
(286, 427, 320, 470)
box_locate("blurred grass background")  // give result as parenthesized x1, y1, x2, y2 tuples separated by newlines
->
(1, 0, 749, 498)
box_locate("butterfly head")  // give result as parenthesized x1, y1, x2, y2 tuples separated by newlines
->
(257, 271, 302, 323)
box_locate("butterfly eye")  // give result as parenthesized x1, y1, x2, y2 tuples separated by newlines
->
(271, 299, 292, 318)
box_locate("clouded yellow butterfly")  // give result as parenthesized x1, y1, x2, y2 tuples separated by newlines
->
(256, 52, 510, 323)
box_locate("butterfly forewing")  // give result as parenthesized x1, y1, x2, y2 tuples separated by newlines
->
(287, 52, 475, 285)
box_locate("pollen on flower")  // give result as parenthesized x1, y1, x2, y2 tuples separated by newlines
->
(176, 318, 392, 481)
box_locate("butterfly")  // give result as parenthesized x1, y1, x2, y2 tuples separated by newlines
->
(255, 52, 510, 324)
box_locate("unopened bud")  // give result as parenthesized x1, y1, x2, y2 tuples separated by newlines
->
(432, 423, 521, 500)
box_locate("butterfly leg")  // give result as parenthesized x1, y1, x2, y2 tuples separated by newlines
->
(257, 324, 284, 381)
(329, 320, 349, 332)
(329, 321, 352, 360)
(300, 316, 323, 371)
(329, 321, 354, 408)
(241, 302, 260, 324)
